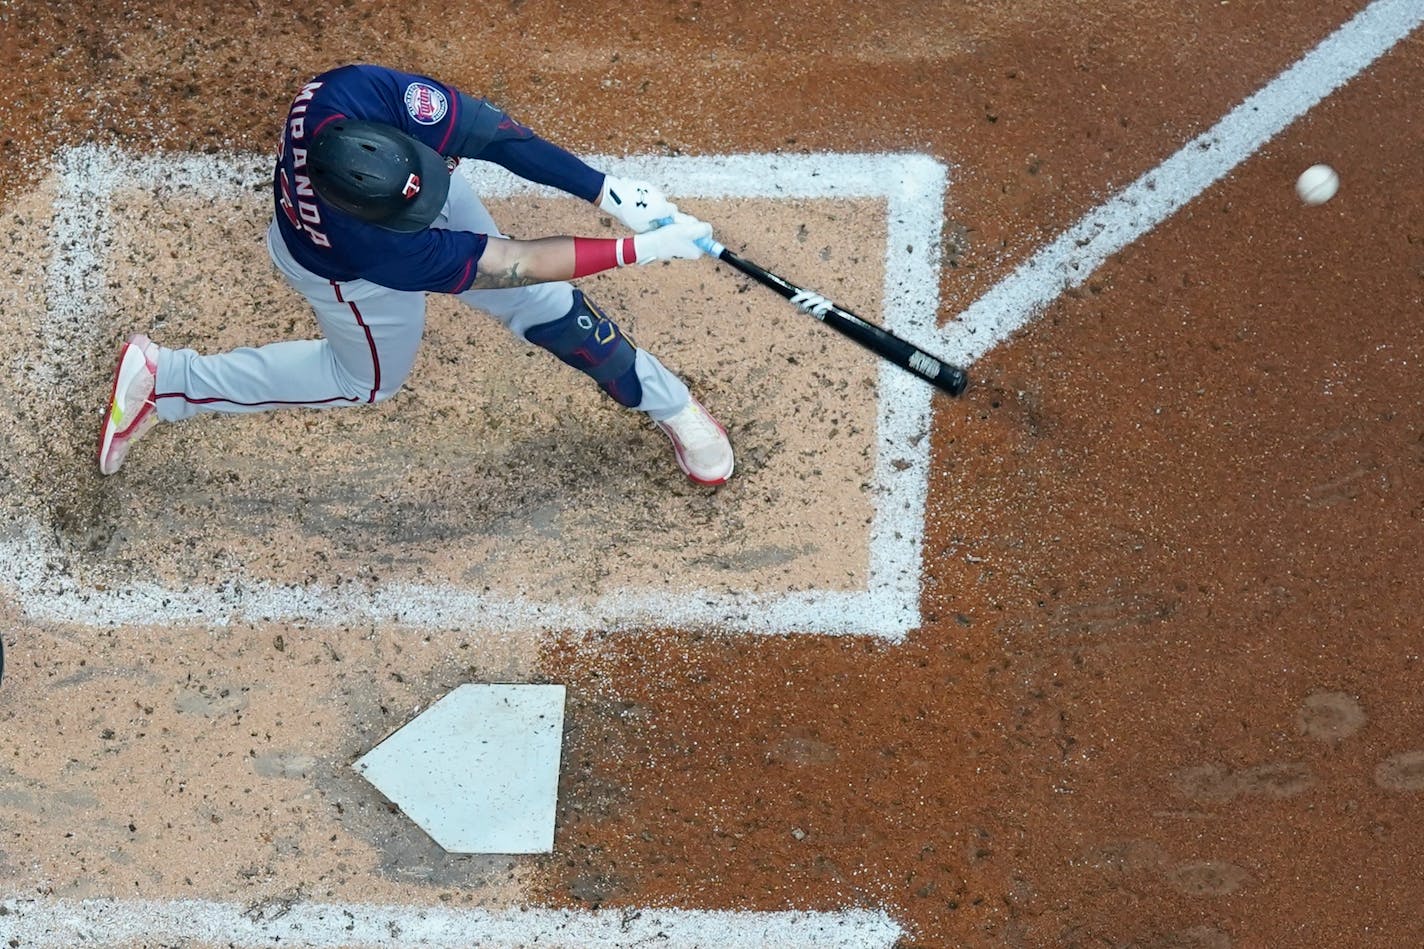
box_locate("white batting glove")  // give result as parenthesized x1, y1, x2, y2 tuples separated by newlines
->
(599, 175, 678, 233)
(631, 213, 713, 263)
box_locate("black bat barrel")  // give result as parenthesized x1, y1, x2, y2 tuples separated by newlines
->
(714, 248, 969, 397)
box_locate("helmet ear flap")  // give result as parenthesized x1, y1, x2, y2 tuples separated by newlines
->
(307, 120, 450, 232)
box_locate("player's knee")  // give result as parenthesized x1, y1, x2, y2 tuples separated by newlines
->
(523, 291, 643, 407)
(329, 360, 408, 405)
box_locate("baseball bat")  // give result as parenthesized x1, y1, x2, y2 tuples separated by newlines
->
(699, 236, 969, 397)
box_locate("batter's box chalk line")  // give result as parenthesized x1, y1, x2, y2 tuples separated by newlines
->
(0, 897, 905, 949)
(20, 150, 948, 640)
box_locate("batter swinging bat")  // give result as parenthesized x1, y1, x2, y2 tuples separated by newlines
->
(698, 236, 969, 397)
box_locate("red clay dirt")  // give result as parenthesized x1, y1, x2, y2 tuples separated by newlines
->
(2, 1, 1422, 947)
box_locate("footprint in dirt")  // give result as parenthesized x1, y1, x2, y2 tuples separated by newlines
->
(1374, 750, 1424, 791)
(1290, 691, 1424, 792)
(1089, 840, 1251, 901)
(1177, 691, 1369, 801)
(1297, 690, 1367, 742)
(1166, 859, 1252, 896)
(1175, 761, 1315, 802)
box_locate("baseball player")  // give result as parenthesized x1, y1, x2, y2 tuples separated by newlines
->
(98, 63, 733, 485)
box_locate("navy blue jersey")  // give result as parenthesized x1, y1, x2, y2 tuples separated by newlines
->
(273, 64, 605, 293)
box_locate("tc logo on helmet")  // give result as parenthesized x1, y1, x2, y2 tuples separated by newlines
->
(402, 174, 421, 200)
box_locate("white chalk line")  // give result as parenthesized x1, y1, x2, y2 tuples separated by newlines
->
(17, 151, 945, 640)
(0, 898, 904, 949)
(939, 0, 1424, 366)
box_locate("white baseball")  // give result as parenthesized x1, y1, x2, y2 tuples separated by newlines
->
(1295, 164, 1339, 205)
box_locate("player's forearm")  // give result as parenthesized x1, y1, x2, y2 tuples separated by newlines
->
(470, 236, 638, 289)
(470, 237, 575, 289)
(471, 222, 709, 290)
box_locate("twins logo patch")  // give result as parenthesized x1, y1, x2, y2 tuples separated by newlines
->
(404, 82, 448, 125)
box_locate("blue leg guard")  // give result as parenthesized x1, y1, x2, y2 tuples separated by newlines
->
(523, 290, 644, 407)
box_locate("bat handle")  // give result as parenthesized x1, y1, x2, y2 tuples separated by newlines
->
(650, 217, 726, 259)
(696, 235, 727, 258)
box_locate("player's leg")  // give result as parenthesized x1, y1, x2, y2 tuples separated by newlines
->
(444, 173, 733, 483)
(156, 224, 425, 419)
(98, 221, 428, 474)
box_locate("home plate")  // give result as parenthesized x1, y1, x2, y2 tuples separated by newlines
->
(354, 683, 566, 854)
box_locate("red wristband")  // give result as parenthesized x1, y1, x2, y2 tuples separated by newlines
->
(572, 237, 637, 277)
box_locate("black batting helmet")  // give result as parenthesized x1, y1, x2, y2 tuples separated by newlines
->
(307, 120, 450, 232)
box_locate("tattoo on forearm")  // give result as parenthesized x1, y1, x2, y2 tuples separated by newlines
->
(471, 262, 541, 289)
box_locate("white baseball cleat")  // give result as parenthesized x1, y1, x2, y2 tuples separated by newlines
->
(655, 396, 734, 485)
(97, 334, 160, 476)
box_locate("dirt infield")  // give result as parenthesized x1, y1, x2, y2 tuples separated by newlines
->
(3, 1, 1423, 947)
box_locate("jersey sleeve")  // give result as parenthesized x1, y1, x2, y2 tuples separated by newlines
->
(356, 227, 491, 294)
(315, 64, 606, 203)
(466, 131, 605, 203)
(447, 91, 604, 202)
